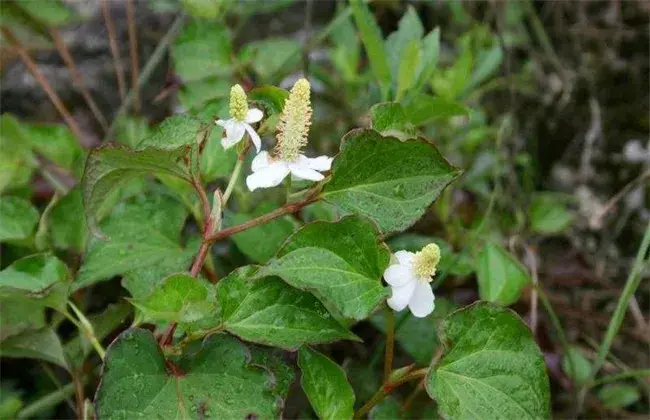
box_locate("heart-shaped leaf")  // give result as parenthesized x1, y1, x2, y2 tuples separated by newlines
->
(95, 328, 288, 419)
(322, 129, 460, 234)
(255, 216, 390, 320)
(216, 267, 357, 350)
(426, 302, 550, 419)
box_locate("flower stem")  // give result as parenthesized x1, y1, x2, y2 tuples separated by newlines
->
(383, 306, 395, 383)
(65, 302, 105, 360)
(222, 157, 244, 205)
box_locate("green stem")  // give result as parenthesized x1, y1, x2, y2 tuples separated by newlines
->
(589, 369, 650, 388)
(579, 220, 650, 409)
(222, 157, 244, 205)
(383, 306, 395, 383)
(17, 382, 77, 419)
(66, 302, 106, 360)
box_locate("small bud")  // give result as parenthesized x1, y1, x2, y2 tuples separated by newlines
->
(412, 243, 441, 281)
(229, 84, 248, 121)
(274, 78, 312, 161)
(208, 189, 223, 235)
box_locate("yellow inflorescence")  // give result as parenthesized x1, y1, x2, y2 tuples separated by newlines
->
(229, 84, 248, 121)
(412, 243, 441, 281)
(274, 78, 312, 161)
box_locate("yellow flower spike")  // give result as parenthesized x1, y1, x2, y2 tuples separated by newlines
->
(229, 84, 248, 121)
(412, 243, 441, 281)
(274, 78, 312, 161)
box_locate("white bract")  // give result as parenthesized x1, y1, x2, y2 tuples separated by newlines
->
(215, 84, 263, 152)
(245, 78, 332, 192)
(384, 243, 441, 318)
(246, 151, 332, 191)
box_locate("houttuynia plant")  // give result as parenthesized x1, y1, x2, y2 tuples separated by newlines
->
(13, 0, 650, 418)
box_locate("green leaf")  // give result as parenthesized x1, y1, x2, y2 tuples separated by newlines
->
(0, 254, 69, 310)
(76, 193, 191, 291)
(248, 86, 290, 115)
(405, 94, 469, 126)
(229, 203, 299, 263)
(597, 384, 640, 408)
(255, 216, 390, 320)
(179, 77, 230, 111)
(562, 347, 592, 385)
(371, 298, 456, 365)
(49, 187, 88, 252)
(350, 0, 390, 98)
(0, 328, 68, 370)
(242, 38, 301, 82)
(0, 196, 39, 242)
(82, 145, 192, 236)
(476, 243, 530, 306)
(530, 193, 573, 235)
(298, 347, 355, 420)
(65, 302, 131, 366)
(182, 0, 223, 19)
(172, 21, 232, 82)
(216, 267, 357, 350)
(414, 28, 440, 90)
(15, 0, 74, 27)
(384, 5, 422, 93)
(95, 328, 289, 419)
(200, 127, 238, 182)
(114, 116, 152, 149)
(370, 102, 415, 139)
(23, 123, 84, 174)
(469, 45, 503, 90)
(426, 302, 550, 419)
(322, 129, 461, 234)
(132, 273, 216, 325)
(395, 39, 420, 100)
(0, 298, 46, 341)
(135, 115, 203, 151)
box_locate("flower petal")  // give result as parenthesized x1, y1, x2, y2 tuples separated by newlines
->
(221, 136, 240, 149)
(225, 121, 246, 143)
(395, 251, 415, 266)
(215, 119, 228, 127)
(246, 163, 290, 191)
(244, 124, 262, 152)
(387, 281, 416, 312)
(251, 151, 271, 171)
(245, 108, 263, 123)
(383, 264, 414, 287)
(297, 154, 333, 171)
(408, 282, 435, 318)
(289, 166, 325, 181)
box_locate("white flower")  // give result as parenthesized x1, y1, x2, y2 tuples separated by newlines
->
(384, 244, 441, 318)
(215, 84, 263, 152)
(245, 78, 332, 192)
(246, 151, 332, 191)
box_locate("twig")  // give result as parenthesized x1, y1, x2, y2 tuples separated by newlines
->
(125, 0, 140, 113)
(1, 28, 84, 142)
(524, 245, 540, 336)
(579, 98, 602, 182)
(101, 0, 127, 102)
(205, 195, 318, 243)
(50, 28, 108, 131)
(354, 368, 429, 419)
(589, 169, 650, 228)
(104, 12, 186, 142)
(383, 306, 395, 383)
